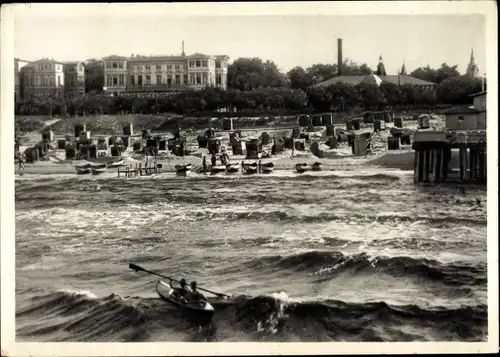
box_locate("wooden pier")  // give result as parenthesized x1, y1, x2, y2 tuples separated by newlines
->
(412, 130, 486, 184)
(117, 160, 162, 178)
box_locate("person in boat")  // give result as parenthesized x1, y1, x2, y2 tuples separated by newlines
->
(211, 153, 217, 167)
(202, 156, 208, 173)
(188, 281, 207, 302)
(173, 278, 190, 299)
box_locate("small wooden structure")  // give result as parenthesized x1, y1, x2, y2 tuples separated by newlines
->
(117, 159, 162, 178)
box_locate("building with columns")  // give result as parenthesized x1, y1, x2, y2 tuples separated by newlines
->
(102, 49, 229, 97)
(20, 58, 66, 100)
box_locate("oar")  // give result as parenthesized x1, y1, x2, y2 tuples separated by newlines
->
(128, 263, 231, 298)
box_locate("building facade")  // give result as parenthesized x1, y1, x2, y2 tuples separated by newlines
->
(102, 53, 229, 97)
(21, 59, 66, 100)
(64, 61, 86, 99)
(15, 58, 31, 103)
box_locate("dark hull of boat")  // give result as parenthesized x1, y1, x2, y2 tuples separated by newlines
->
(156, 281, 214, 324)
(75, 168, 91, 175)
(176, 170, 191, 176)
(226, 167, 239, 173)
(91, 169, 107, 175)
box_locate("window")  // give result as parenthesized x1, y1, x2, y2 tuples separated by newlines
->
(130, 75, 135, 85)
(196, 60, 201, 67)
(113, 62, 118, 69)
(216, 73, 222, 85)
(78, 64, 83, 72)
(189, 61, 194, 68)
(119, 74, 124, 85)
(167, 75, 172, 86)
(183, 75, 188, 84)
(145, 65, 151, 70)
(216, 61, 221, 68)
(50, 77, 54, 86)
(156, 75, 161, 84)
(156, 65, 161, 70)
(113, 75, 118, 85)
(138, 75, 143, 85)
(119, 62, 123, 69)
(175, 64, 180, 70)
(202, 60, 207, 67)
(202, 73, 207, 84)
(189, 73, 194, 84)
(167, 64, 172, 70)
(196, 73, 201, 84)
(175, 75, 180, 85)
(107, 75, 112, 86)
(146, 75, 151, 85)
(57, 76, 61, 86)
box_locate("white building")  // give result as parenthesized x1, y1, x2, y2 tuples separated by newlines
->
(102, 49, 229, 97)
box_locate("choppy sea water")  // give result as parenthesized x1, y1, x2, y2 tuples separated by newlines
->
(15, 168, 487, 342)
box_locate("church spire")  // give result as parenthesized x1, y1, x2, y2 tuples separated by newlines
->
(466, 47, 479, 78)
(400, 61, 407, 75)
(376, 54, 387, 76)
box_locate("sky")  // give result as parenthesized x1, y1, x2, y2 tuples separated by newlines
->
(13, 3, 486, 76)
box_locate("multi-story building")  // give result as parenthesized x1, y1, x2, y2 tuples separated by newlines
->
(15, 58, 31, 103)
(102, 50, 229, 97)
(64, 61, 86, 99)
(20, 58, 66, 100)
(102, 55, 129, 95)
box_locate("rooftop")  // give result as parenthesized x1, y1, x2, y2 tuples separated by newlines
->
(313, 74, 436, 88)
(469, 91, 487, 97)
(443, 106, 481, 115)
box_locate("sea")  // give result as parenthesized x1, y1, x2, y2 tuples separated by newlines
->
(15, 168, 488, 342)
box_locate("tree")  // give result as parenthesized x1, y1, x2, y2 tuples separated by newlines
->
(84, 59, 105, 93)
(379, 82, 403, 106)
(340, 59, 373, 76)
(437, 76, 482, 105)
(227, 58, 287, 90)
(287, 66, 314, 90)
(355, 83, 386, 110)
(434, 63, 460, 84)
(306, 64, 337, 84)
(409, 66, 437, 83)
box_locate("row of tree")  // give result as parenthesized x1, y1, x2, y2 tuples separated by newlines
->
(16, 74, 484, 117)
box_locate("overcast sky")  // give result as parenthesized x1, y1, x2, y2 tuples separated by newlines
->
(13, 3, 486, 75)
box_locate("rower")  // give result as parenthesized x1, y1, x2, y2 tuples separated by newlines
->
(171, 278, 189, 298)
(189, 281, 207, 301)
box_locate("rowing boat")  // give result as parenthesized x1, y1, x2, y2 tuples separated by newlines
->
(210, 165, 226, 174)
(226, 163, 240, 173)
(261, 162, 275, 174)
(156, 280, 214, 320)
(242, 162, 258, 174)
(295, 163, 309, 173)
(175, 163, 192, 176)
(311, 162, 322, 172)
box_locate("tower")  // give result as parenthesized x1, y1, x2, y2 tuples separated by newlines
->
(337, 38, 343, 75)
(376, 55, 387, 76)
(466, 48, 479, 78)
(400, 62, 407, 75)
(181, 40, 185, 56)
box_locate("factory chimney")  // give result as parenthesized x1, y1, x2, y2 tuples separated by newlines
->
(181, 40, 185, 56)
(337, 38, 343, 76)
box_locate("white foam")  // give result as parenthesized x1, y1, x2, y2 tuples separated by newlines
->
(59, 288, 98, 299)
